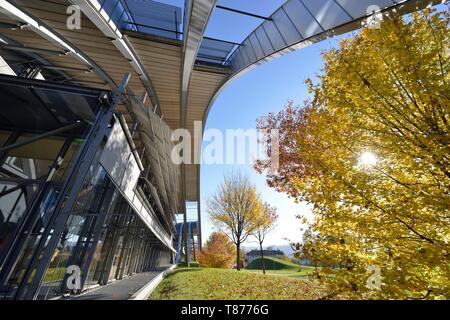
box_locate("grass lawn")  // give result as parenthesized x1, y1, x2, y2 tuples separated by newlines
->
(247, 256, 300, 270)
(245, 257, 318, 279)
(243, 267, 315, 278)
(150, 267, 325, 300)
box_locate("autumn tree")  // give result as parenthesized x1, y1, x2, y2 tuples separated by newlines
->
(252, 203, 278, 274)
(198, 232, 236, 268)
(256, 8, 449, 299)
(292, 229, 324, 280)
(207, 172, 265, 271)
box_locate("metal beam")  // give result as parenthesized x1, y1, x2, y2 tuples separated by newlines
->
(203, 36, 241, 46)
(0, 73, 106, 98)
(40, 65, 92, 73)
(0, 0, 116, 88)
(125, 21, 180, 36)
(69, 0, 162, 117)
(181, 0, 218, 128)
(180, 0, 217, 260)
(0, 34, 73, 81)
(0, 43, 68, 56)
(0, 122, 86, 154)
(0, 21, 25, 29)
(216, 5, 272, 21)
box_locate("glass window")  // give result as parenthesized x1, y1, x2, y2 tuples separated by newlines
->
(0, 135, 68, 283)
(0, 137, 89, 300)
(36, 165, 111, 300)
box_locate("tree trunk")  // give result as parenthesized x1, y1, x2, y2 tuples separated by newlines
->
(236, 243, 241, 271)
(312, 255, 321, 280)
(259, 241, 266, 275)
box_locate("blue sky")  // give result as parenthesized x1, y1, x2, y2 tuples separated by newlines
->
(159, 1, 447, 247)
(199, 37, 342, 246)
(157, 0, 342, 246)
(194, 1, 342, 247)
(156, 0, 344, 247)
(158, 0, 342, 246)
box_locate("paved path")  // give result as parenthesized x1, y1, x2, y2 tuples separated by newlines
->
(71, 269, 166, 300)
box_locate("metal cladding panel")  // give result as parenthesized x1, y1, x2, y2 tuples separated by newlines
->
(254, 27, 274, 56)
(233, 50, 245, 72)
(156, 119, 175, 215)
(163, 124, 179, 207)
(227, 0, 441, 77)
(242, 38, 257, 62)
(100, 119, 141, 196)
(125, 93, 180, 218)
(148, 110, 172, 214)
(248, 33, 265, 61)
(300, 0, 352, 30)
(262, 20, 287, 50)
(237, 45, 250, 68)
(284, 0, 323, 38)
(272, 8, 303, 46)
(149, 182, 165, 217)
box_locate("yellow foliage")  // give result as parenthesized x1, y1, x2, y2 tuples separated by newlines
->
(257, 8, 449, 299)
(198, 232, 236, 269)
(207, 172, 266, 270)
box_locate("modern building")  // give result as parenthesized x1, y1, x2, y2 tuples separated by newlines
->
(0, 0, 441, 299)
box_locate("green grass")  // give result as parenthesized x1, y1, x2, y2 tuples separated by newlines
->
(150, 267, 324, 300)
(244, 267, 315, 278)
(245, 257, 316, 278)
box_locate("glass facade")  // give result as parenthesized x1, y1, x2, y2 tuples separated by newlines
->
(36, 166, 171, 300)
(0, 76, 175, 300)
(0, 131, 86, 299)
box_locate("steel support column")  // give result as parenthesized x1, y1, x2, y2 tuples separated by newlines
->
(180, 0, 217, 263)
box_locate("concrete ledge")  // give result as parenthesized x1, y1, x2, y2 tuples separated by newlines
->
(129, 265, 176, 300)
